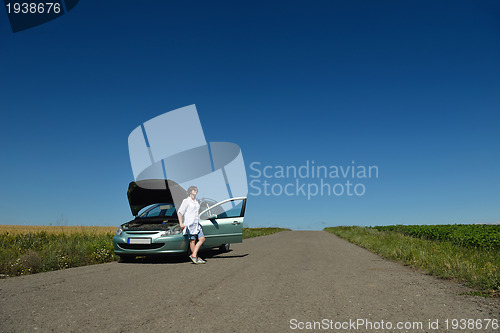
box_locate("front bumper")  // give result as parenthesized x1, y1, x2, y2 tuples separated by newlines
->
(113, 232, 188, 254)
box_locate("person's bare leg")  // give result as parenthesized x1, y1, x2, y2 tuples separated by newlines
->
(191, 237, 205, 259)
(189, 240, 196, 256)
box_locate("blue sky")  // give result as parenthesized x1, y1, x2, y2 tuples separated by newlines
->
(1, 0, 499, 230)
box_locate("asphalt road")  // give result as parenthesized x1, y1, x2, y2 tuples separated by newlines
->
(1, 231, 498, 332)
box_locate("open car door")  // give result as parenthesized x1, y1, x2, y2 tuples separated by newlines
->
(198, 197, 247, 247)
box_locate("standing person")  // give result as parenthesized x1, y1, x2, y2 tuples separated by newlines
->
(178, 186, 206, 264)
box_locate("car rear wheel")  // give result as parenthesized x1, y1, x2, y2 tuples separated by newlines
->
(219, 243, 230, 253)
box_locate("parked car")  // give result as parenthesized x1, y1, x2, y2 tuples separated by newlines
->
(113, 179, 247, 261)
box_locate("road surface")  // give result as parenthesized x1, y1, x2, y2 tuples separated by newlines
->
(1, 231, 498, 332)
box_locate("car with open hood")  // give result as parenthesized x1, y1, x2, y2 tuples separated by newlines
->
(112, 179, 247, 261)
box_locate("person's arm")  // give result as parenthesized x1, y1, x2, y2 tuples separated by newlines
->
(178, 212, 185, 229)
(178, 200, 186, 229)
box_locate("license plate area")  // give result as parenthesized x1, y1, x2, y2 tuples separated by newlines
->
(128, 238, 152, 244)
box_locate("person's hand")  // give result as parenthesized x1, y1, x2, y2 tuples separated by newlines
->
(180, 223, 185, 230)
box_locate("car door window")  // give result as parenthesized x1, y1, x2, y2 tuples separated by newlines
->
(200, 198, 245, 220)
(215, 201, 244, 218)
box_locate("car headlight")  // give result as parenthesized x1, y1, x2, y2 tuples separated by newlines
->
(115, 227, 123, 236)
(160, 225, 181, 237)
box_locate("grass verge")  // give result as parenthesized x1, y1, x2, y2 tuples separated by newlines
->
(0, 230, 116, 276)
(324, 226, 499, 297)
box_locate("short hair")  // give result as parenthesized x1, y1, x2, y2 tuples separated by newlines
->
(187, 186, 198, 194)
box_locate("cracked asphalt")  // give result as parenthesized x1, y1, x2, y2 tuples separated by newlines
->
(0, 231, 498, 332)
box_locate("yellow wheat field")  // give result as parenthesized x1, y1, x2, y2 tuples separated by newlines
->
(0, 225, 117, 235)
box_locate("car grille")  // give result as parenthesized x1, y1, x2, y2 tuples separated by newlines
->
(117, 243, 165, 250)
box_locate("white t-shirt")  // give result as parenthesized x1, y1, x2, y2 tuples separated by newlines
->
(178, 197, 201, 235)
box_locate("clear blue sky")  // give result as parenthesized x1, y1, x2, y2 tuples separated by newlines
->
(1, 0, 499, 230)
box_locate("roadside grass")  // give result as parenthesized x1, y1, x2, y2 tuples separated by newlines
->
(0, 230, 116, 276)
(0, 226, 288, 277)
(243, 227, 290, 239)
(324, 226, 499, 296)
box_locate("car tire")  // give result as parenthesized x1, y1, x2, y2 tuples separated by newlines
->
(219, 243, 230, 253)
(118, 255, 135, 262)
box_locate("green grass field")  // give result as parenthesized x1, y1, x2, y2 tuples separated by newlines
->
(0, 226, 289, 277)
(372, 224, 499, 249)
(325, 225, 499, 297)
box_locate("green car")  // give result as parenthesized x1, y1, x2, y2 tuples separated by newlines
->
(113, 180, 247, 261)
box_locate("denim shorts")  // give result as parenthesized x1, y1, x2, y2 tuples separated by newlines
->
(187, 228, 204, 240)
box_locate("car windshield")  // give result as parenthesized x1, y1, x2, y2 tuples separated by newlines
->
(138, 204, 177, 218)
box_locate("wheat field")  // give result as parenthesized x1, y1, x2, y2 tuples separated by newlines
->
(0, 225, 117, 235)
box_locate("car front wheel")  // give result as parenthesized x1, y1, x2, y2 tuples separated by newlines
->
(118, 254, 135, 262)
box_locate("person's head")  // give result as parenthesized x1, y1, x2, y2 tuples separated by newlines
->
(187, 186, 198, 197)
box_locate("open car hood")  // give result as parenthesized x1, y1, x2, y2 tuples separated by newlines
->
(127, 179, 187, 216)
